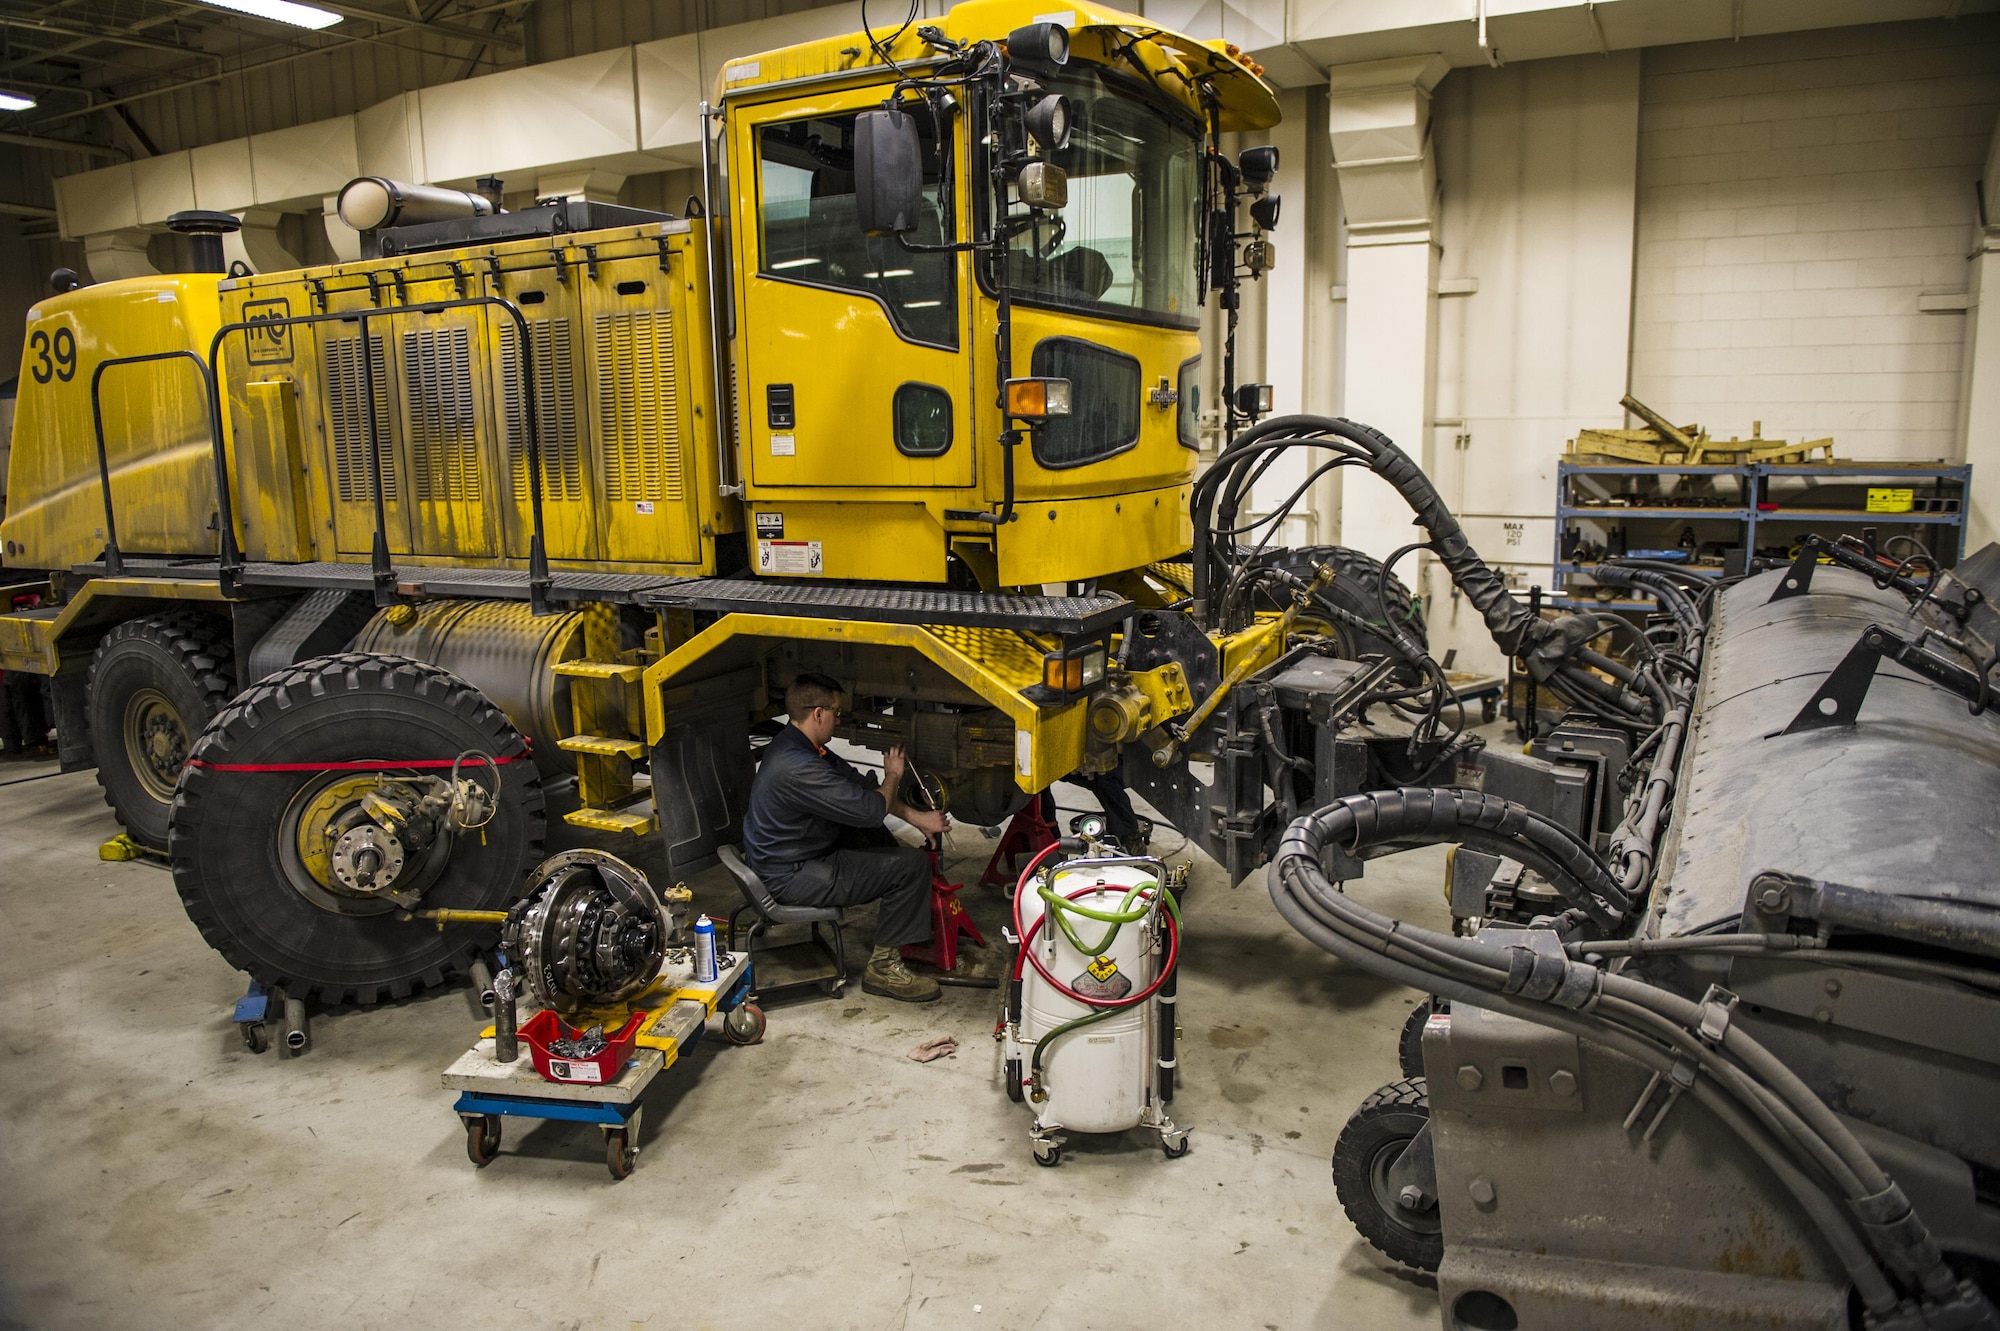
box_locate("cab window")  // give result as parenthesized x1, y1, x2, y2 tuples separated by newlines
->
(757, 112, 958, 350)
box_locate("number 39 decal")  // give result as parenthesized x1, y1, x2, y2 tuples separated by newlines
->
(29, 326, 77, 384)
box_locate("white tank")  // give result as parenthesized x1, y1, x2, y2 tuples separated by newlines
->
(1012, 860, 1175, 1144)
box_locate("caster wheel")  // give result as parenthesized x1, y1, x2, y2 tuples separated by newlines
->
(1399, 996, 1446, 1082)
(239, 1022, 268, 1054)
(1032, 1144, 1061, 1168)
(465, 1115, 502, 1167)
(1481, 697, 1499, 724)
(1334, 1078, 1442, 1272)
(724, 1003, 766, 1046)
(605, 1129, 635, 1180)
(1162, 1135, 1190, 1159)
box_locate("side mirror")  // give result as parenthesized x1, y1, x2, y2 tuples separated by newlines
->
(1250, 194, 1281, 231)
(855, 107, 925, 236)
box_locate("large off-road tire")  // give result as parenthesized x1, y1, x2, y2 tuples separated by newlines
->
(169, 653, 545, 1007)
(1333, 1077, 1443, 1272)
(1249, 545, 1427, 664)
(89, 613, 237, 851)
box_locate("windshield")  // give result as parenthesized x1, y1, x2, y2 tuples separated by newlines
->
(981, 65, 1203, 329)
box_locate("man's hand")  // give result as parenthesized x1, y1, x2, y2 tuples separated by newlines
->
(905, 807, 950, 837)
(882, 744, 908, 787)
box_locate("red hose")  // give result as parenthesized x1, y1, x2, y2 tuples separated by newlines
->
(1010, 849, 1181, 1011)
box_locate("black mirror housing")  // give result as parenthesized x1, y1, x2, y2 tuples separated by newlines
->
(854, 108, 925, 236)
(1250, 194, 1281, 231)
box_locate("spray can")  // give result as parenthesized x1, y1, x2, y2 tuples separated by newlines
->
(693, 915, 718, 984)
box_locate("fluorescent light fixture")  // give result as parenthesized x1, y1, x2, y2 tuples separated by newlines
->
(769, 256, 820, 270)
(0, 91, 37, 112)
(863, 268, 914, 279)
(903, 300, 942, 309)
(200, 0, 341, 30)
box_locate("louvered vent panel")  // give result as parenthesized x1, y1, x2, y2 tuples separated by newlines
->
(500, 319, 582, 501)
(402, 326, 480, 502)
(323, 334, 395, 503)
(594, 311, 682, 503)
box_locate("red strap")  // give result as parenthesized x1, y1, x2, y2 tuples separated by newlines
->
(187, 752, 532, 774)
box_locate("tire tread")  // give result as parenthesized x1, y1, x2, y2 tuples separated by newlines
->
(169, 652, 544, 1008)
(88, 611, 238, 847)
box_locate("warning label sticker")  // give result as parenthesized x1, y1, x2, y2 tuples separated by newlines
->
(1073, 956, 1132, 1001)
(754, 511, 784, 539)
(757, 539, 823, 575)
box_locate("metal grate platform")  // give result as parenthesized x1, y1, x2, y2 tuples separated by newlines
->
(70, 559, 1133, 633)
(639, 579, 1131, 636)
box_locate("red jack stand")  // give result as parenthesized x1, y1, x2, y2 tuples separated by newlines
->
(979, 798, 1057, 889)
(901, 850, 986, 972)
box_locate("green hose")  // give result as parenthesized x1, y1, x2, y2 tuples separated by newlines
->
(1036, 874, 1180, 956)
(1028, 1006, 1117, 1101)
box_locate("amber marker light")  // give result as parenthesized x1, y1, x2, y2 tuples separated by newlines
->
(1004, 377, 1072, 422)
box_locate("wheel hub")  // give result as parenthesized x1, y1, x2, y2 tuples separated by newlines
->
(1369, 1137, 1442, 1234)
(279, 771, 454, 915)
(122, 688, 190, 801)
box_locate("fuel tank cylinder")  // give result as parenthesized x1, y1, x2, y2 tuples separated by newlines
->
(352, 600, 583, 775)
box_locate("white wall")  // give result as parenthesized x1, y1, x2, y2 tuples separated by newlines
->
(1423, 51, 1643, 675)
(1629, 20, 2000, 461)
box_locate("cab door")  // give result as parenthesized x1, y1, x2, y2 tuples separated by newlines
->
(736, 93, 973, 494)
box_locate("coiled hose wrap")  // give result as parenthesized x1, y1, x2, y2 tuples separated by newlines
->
(1268, 802, 1994, 1324)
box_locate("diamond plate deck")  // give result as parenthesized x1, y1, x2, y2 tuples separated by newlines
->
(639, 579, 1131, 636)
(68, 560, 1134, 633)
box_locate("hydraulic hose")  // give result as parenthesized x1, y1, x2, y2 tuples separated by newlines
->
(1198, 416, 1547, 657)
(1296, 786, 1632, 928)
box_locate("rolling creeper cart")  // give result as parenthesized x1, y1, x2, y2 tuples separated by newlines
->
(441, 949, 759, 1180)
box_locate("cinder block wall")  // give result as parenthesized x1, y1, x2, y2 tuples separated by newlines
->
(1629, 19, 2000, 461)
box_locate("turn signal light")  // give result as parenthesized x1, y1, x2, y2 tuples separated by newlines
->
(1006, 377, 1072, 421)
(1042, 643, 1107, 692)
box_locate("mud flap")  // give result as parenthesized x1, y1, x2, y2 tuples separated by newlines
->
(51, 671, 93, 772)
(651, 668, 758, 878)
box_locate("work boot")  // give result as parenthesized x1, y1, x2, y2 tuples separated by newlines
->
(862, 946, 941, 1003)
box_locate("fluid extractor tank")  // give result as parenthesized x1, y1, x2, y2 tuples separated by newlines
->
(1005, 850, 1187, 1165)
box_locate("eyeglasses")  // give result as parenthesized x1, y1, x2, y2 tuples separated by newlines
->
(817, 704, 844, 722)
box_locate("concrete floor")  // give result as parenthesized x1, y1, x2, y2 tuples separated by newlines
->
(0, 755, 1453, 1331)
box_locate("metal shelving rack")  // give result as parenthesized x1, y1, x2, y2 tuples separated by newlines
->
(1552, 459, 1971, 611)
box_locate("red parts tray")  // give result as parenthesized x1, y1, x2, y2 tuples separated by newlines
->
(518, 1008, 650, 1085)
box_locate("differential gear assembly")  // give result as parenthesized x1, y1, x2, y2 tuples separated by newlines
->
(502, 850, 680, 1013)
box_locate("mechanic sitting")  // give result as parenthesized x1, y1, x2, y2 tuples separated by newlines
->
(741, 671, 950, 1003)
